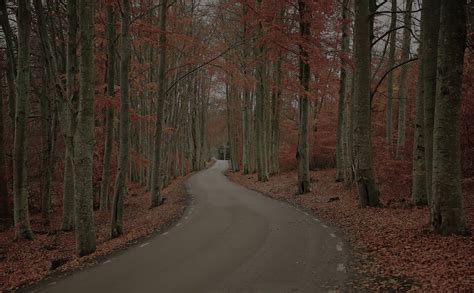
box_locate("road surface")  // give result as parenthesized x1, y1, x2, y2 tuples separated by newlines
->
(33, 160, 349, 293)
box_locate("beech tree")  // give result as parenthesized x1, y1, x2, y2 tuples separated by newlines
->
(74, 0, 96, 256)
(430, 0, 469, 235)
(296, 0, 311, 194)
(395, 0, 413, 159)
(13, 0, 33, 240)
(150, 0, 168, 207)
(385, 0, 396, 145)
(353, 0, 380, 207)
(111, 0, 131, 238)
(100, 4, 116, 211)
(411, 4, 427, 206)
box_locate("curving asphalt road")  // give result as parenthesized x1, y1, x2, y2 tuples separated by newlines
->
(33, 160, 349, 293)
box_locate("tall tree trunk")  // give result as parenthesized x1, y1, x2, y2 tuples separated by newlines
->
(226, 84, 239, 172)
(110, 0, 131, 238)
(270, 56, 282, 175)
(353, 0, 381, 208)
(430, 0, 469, 236)
(61, 0, 78, 231)
(0, 0, 17, 126)
(100, 5, 116, 211)
(411, 5, 427, 206)
(254, 0, 269, 182)
(385, 0, 397, 145)
(0, 78, 9, 223)
(241, 1, 251, 174)
(74, 0, 96, 256)
(150, 0, 168, 207)
(297, 0, 311, 194)
(13, 0, 34, 240)
(34, 0, 57, 228)
(423, 0, 441, 205)
(395, 0, 413, 159)
(336, 0, 351, 182)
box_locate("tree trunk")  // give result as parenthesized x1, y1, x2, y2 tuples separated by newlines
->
(336, 0, 351, 182)
(270, 56, 282, 175)
(430, 0, 469, 236)
(110, 0, 131, 238)
(423, 0, 441, 204)
(0, 0, 17, 126)
(297, 0, 311, 194)
(150, 0, 168, 207)
(254, 0, 269, 182)
(226, 84, 239, 172)
(61, 0, 78, 231)
(100, 5, 116, 211)
(411, 5, 427, 206)
(241, 2, 251, 174)
(0, 78, 9, 223)
(353, 0, 381, 208)
(74, 0, 96, 256)
(13, 0, 34, 240)
(395, 0, 413, 160)
(385, 0, 397, 145)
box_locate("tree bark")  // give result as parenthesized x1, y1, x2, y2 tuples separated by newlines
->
(61, 0, 78, 231)
(254, 0, 269, 182)
(270, 52, 282, 175)
(0, 0, 17, 126)
(336, 0, 351, 182)
(297, 0, 311, 194)
(13, 0, 34, 240)
(353, 0, 381, 208)
(111, 0, 131, 238)
(430, 0, 469, 236)
(0, 77, 9, 223)
(385, 0, 396, 145)
(241, 1, 251, 175)
(411, 4, 427, 206)
(100, 5, 116, 211)
(423, 0, 441, 204)
(74, 0, 96, 256)
(150, 0, 168, 207)
(395, 0, 413, 160)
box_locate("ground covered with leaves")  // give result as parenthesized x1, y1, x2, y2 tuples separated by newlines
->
(0, 179, 188, 292)
(227, 169, 474, 291)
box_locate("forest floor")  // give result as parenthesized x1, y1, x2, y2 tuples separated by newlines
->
(227, 169, 474, 291)
(0, 178, 188, 292)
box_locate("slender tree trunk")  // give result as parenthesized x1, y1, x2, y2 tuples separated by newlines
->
(0, 78, 9, 223)
(353, 0, 381, 208)
(297, 0, 311, 194)
(254, 0, 269, 182)
(386, 0, 397, 145)
(34, 0, 57, 228)
(395, 0, 413, 159)
(13, 0, 34, 240)
(0, 0, 17, 126)
(74, 0, 96, 256)
(241, 2, 251, 174)
(110, 0, 131, 238)
(336, 0, 351, 182)
(430, 0, 469, 236)
(150, 0, 168, 207)
(226, 84, 239, 172)
(423, 0, 441, 205)
(61, 0, 78, 231)
(100, 5, 116, 211)
(411, 6, 427, 206)
(270, 56, 282, 175)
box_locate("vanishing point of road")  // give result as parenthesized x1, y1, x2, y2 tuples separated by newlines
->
(33, 160, 349, 293)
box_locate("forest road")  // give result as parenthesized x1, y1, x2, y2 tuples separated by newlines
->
(34, 160, 349, 293)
